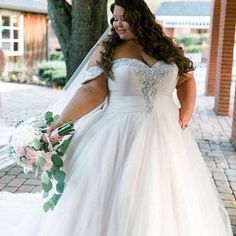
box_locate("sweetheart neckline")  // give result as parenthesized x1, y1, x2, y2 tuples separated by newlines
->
(112, 57, 163, 68)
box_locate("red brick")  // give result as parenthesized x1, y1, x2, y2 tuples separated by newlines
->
(205, 0, 221, 95)
(214, 0, 235, 115)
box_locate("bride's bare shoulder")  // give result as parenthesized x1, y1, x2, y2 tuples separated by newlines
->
(87, 44, 103, 68)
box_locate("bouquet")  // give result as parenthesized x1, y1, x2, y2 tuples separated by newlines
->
(8, 111, 74, 212)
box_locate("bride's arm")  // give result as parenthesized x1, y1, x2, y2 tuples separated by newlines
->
(48, 46, 107, 134)
(58, 73, 107, 124)
(176, 73, 196, 129)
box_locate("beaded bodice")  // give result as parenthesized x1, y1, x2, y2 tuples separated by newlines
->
(108, 58, 179, 112)
(83, 58, 179, 113)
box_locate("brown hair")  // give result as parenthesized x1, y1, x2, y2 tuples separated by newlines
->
(100, 0, 194, 76)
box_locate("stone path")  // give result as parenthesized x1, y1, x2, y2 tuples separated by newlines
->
(1, 65, 236, 234)
(0, 83, 62, 193)
(0, 82, 61, 126)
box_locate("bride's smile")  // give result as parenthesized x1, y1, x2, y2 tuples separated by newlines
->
(112, 5, 136, 41)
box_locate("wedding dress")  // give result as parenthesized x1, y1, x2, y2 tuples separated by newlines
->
(0, 57, 233, 235)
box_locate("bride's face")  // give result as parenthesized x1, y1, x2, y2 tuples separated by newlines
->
(112, 5, 136, 40)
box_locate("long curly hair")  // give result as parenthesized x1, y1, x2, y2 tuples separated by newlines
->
(99, 0, 194, 76)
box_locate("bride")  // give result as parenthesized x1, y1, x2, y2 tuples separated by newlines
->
(0, 0, 233, 235)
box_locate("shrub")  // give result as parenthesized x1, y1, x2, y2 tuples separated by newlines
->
(37, 61, 67, 86)
(49, 51, 64, 61)
(0, 62, 32, 84)
(185, 45, 202, 53)
(176, 34, 208, 47)
(199, 34, 209, 44)
(0, 71, 31, 83)
(176, 34, 201, 46)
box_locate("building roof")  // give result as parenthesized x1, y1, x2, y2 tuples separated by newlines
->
(0, 0, 47, 14)
(156, 1, 211, 17)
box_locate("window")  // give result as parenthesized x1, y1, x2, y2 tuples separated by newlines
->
(0, 13, 24, 56)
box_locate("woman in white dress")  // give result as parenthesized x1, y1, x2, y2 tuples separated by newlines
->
(0, 0, 233, 235)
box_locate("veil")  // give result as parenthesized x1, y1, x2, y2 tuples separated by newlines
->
(46, 27, 110, 115)
(0, 27, 110, 170)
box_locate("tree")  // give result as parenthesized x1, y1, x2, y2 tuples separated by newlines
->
(48, 0, 108, 79)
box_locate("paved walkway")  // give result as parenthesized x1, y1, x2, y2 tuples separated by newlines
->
(0, 83, 61, 193)
(1, 65, 236, 234)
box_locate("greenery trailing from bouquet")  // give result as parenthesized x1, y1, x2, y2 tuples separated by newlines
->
(8, 111, 74, 212)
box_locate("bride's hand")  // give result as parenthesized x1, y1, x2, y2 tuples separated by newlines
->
(179, 108, 192, 130)
(47, 120, 62, 142)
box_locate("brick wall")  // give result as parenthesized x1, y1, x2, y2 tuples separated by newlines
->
(205, 0, 220, 96)
(214, 0, 235, 115)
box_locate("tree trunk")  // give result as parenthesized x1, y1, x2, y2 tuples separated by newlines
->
(48, 0, 108, 80)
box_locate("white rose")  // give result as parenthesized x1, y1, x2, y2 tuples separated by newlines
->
(11, 123, 42, 150)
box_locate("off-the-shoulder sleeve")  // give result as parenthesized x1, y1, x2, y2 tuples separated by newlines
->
(81, 66, 104, 84)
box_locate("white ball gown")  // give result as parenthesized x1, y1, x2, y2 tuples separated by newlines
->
(0, 58, 233, 235)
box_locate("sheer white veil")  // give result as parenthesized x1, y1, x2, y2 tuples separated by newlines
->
(0, 27, 110, 170)
(46, 27, 110, 115)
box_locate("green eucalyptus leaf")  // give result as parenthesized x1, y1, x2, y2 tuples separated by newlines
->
(52, 154, 63, 168)
(41, 171, 50, 185)
(58, 140, 70, 154)
(36, 156, 46, 168)
(51, 165, 59, 176)
(43, 191, 49, 199)
(49, 199, 55, 210)
(35, 156, 46, 175)
(46, 170, 52, 178)
(56, 182, 65, 193)
(43, 201, 51, 212)
(53, 114, 60, 122)
(42, 180, 52, 192)
(45, 111, 53, 119)
(52, 193, 62, 204)
(53, 170, 65, 182)
(43, 199, 55, 212)
(44, 111, 53, 125)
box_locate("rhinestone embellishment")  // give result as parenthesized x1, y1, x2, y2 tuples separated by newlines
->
(112, 58, 172, 112)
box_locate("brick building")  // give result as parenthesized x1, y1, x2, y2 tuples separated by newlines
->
(205, 0, 236, 145)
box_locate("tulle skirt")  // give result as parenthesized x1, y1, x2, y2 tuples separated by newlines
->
(0, 103, 233, 236)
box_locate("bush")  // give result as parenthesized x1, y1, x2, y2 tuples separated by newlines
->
(0, 71, 31, 84)
(49, 51, 64, 61)
(0, 62, 33, 84)
(177, 34, 201, 46)
(199, 34, 209, 44)
(185, 45, 202, 53)
(177, 34, 208, 47)
(37, 61, 67, 86)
